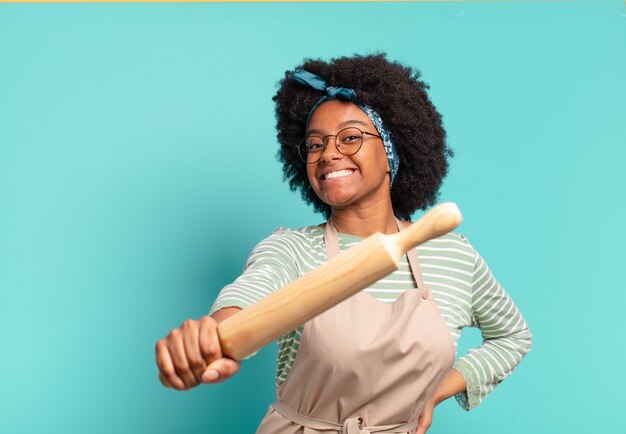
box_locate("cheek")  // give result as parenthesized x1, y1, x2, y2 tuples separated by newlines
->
(359, 148, 389, 178)
(306, 165, 319, 189)
(372, 147, 390, 175)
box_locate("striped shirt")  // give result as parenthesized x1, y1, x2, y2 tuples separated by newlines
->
(209, 225, 532, 411)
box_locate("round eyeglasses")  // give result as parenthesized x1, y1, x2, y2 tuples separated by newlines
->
(297, 127, 382, 164)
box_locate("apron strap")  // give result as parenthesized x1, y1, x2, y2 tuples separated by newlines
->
(272, 401, 416, 434)
(319, 217, 430, 431)
(324, 217, 428, 291)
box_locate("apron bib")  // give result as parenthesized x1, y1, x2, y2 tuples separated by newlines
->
(256, 219, 455, 434)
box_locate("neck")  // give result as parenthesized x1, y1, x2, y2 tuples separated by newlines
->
(330, 201, 398, 238)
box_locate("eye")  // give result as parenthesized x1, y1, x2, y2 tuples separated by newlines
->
(338, 128, 363, 144)
(306, 142, 324, 152)
(342, 135, 360, 144)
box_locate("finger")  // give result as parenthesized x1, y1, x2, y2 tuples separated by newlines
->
(181, 319, 207, 384)
(155, 339, 187, 390)
(198, 316, 222, 363)
(202, 358, 241, 384)
(158, 372, 172, 388)
(415, 415, 432, 434)
(168, 329, 199, 389)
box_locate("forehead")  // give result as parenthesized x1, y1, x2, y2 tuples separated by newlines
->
(306, 100, 375, 135)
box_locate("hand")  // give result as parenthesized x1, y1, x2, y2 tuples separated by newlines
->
(155, 314, 241, 391)
(414, 368, 466, 432)
(415, 399, 436, 434)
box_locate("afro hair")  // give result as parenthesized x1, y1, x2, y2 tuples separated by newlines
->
(273, 52, 453, 220)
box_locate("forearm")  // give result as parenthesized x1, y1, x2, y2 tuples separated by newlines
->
(211, 306, 242, 323)
(430, 368, 467, 406)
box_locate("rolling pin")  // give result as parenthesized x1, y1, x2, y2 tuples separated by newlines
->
(159, 203, 461, 387)
(217, 202, 462, 361)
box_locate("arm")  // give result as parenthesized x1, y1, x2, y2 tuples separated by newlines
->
(416, 243, 531, 432)
(452, 246, 533, 411)
(156, 231, 300, 390)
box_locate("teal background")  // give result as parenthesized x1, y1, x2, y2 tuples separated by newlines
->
(1, 1, 625, 433)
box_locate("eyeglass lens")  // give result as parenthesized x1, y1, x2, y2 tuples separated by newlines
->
(299, 127, 364, 163)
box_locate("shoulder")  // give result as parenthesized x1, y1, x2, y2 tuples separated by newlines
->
(417, 231, 476, 263)
(271, 224, 324, 239)
(267, 225, 324, 246)
(420, 231, 472, 249)
(250, 224, 325, 256)
(245, 225, 326, 274)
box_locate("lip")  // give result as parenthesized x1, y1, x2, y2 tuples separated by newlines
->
(318, 166, 359, 181)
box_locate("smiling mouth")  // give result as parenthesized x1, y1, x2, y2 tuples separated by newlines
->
(321, 169, 356, 180)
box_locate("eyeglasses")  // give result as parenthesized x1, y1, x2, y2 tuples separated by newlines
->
(297, 127, 381, 164)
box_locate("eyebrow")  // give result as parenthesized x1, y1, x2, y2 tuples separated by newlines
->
(307, 119, 370, 136)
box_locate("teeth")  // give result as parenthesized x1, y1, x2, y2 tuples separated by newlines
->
(325, 169, 354, 180)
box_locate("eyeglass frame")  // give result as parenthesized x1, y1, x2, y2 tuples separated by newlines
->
(297, 127, 382, 164)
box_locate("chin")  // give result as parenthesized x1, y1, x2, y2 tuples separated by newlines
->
(320, 192, 358, 209)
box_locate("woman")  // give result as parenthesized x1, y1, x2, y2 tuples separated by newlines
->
(155, 53, 532, 434)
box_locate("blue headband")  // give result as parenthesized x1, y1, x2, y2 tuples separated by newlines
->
(292, 69, 400, 186)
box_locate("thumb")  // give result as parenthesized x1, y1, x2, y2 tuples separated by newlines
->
(415, 409, 432, 434)
(202, 358, 241, 384)
(415, 416, 424, 434)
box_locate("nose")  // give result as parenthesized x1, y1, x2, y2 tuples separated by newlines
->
(320, 136, 341, 163)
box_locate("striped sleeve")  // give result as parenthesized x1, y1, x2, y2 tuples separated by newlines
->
(452, 243, 532, 411)
(208, 228, 300, 317)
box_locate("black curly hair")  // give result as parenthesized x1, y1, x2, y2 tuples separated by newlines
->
(273, 52, 453, 221)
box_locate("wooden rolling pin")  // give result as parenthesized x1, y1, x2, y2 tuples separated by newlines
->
(218, 202, 462, 361)
(158, 203, 462, 387)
